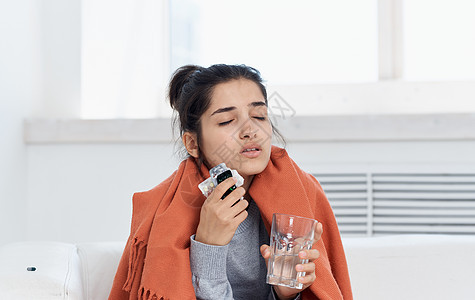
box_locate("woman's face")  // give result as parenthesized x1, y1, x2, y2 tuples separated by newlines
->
(197, 78, 272, 183)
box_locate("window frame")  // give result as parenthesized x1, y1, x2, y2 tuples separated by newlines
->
(79, 0, 475, 119)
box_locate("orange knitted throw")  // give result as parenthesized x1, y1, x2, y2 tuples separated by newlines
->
(109, 146, 352, 300)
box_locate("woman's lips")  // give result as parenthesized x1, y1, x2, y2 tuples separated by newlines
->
(240, 147, 261, 158)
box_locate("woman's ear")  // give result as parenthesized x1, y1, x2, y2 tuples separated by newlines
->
(182, 132, 199, 158)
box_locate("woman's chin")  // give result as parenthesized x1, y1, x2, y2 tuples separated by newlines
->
(235, 164, 266, 179)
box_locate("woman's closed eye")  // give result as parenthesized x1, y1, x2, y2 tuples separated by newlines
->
(218, 119, 233, 126)
(218, 116, 266, 126)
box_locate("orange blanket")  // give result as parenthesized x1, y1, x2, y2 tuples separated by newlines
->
(109, 146, 352, 300)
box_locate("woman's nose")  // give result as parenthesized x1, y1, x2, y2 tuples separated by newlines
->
(239, 119, 258, 139)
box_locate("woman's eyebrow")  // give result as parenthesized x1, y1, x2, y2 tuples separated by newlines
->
(210, 106, 236, 116)
(249, 101, 267, 108)
(210, 101, 267, 116)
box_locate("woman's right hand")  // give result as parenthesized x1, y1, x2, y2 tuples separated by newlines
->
(195, 177, 249, 246)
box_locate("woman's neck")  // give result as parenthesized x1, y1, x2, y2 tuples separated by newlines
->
(242, 175, 255, 193)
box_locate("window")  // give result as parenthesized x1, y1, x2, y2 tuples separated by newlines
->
(80, 0, 475, 119)
(403, 0, 475, 81)
(81, 0, 170, 118)
(171, 0, 378, 85)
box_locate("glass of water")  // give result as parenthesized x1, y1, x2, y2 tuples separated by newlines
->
(266, 213, 317, 289)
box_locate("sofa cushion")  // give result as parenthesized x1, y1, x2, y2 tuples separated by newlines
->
(342, 234, 475, 300)
(0, 241, 83, 299)
(76, 241, 124, 300)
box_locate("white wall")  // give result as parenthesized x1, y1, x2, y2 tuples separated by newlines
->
(25, 143, 179, 243)
(37, 0, 81, 118)
(22, 137, 475, 244)
(0, 0, 80, 246)
(0, 0, 40, 245)
(19, 116, 475, 244)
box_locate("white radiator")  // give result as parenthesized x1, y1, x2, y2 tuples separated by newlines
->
(315, 173, 475, 236)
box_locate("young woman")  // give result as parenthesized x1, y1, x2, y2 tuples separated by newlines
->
(109, 64, 352, 300)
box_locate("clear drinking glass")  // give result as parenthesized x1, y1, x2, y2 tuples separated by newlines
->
(266, 213, 317, 289)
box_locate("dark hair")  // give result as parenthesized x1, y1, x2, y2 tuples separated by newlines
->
(168, 64, 285, 165)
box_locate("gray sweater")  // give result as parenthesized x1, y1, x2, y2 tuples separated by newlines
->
(190, 200, 291, 300)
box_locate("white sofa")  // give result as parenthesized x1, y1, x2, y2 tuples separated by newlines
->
(0, 241, 123, 300)
(342, 235, 475, 300)
(1, 235, 475, 300)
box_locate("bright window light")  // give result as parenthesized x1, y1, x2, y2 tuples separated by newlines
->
(80, 0, 475, 118)
(171, 0, 378, 85)
(403, 0, 475, 81)
(81, 0, 167, 119)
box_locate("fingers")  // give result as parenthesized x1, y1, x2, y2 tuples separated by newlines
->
(296, 261, 316, 285)
(233, 205, 249, 224)
(296, 258, 316, 273)
(314, 222, 323, 242)
(221, 186, 245, 207)
(296, 251, 318, 285)
(207, 177, 247, 210)
(260, 244, 270, 257)
(216, 179, 247, 216)
(298, 272, 316, 285)
(260, 244, 271, 263)
(231, 198, 249, 216)
(207, 177, 238, 203)
(299, 248, 320, 261)
(204, 177, 248, 214)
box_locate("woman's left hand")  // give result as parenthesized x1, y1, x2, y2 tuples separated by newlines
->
(260, 222, 323, 300)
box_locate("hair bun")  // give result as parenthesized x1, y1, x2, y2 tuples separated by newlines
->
(168, 65, 201, 110)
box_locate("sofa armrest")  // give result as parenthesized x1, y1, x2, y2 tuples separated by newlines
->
(0, 241, 84, 299)
(77, 241, 125, 300)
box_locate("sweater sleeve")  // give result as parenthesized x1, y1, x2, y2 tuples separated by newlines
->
(190, 235, 234, 300)
(190, 235, 289, 300)
(268, 288, 301, 300)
